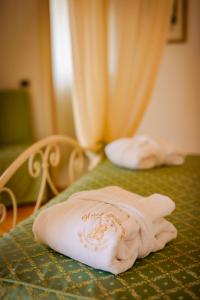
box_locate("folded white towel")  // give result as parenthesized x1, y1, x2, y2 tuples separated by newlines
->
(105, 135, 185, 169)
(33, 186, 177, 274)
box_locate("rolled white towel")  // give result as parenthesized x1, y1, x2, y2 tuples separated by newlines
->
(159, 140, 185, 166)
(105, 135, 185, 169)
(33, 186, 177, 274)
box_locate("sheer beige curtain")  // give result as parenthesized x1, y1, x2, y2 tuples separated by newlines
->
(69, 0, 172, 148)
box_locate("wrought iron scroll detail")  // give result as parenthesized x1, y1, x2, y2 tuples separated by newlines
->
(0, 135, 89, 229)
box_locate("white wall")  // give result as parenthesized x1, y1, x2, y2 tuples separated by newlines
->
(0, 0, 54, 139)
(137, 0, 200, 153)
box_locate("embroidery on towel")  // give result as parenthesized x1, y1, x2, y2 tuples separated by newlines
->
(78, 212, 126, 251)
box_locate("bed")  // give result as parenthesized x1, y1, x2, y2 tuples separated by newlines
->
(0, 136, 199, 300)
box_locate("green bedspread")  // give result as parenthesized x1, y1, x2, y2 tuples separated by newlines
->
(0, 155, 200, 299)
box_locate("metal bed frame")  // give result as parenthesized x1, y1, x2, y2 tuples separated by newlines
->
(0, 135, 93, 228)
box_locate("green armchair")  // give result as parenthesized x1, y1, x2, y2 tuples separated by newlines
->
(0, 89, 48, 207)
(0, 89, 34, 145)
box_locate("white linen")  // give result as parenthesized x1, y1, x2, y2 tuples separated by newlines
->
(33, 186, 177, 274)
(105, 135, 185, 169)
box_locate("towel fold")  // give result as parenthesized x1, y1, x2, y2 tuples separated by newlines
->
(105, 135, 185, 169)
(33, 186, 177, 274)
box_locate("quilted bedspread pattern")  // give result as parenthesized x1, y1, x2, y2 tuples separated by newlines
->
(0, 156, 200, 299)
